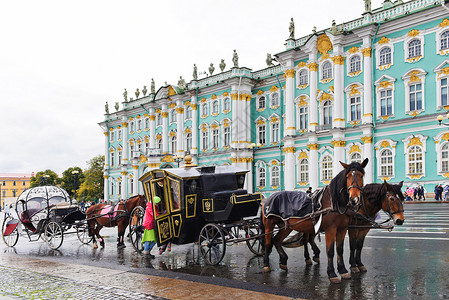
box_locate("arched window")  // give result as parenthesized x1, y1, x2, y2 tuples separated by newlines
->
(257, 124, 266, 144)
(379, 47, 392, 65)
(258, 167, 266, 187)
(298, 106, 308, 130)
(271, 165, 280, 186)
(201, 103, 208, 116)
(170, 136, 177, 154)
(212, 128, 219, 149)
(157, 138, 162, 150)
(349, 152, 362, 163)
(323, 100, 332, 125)
(202, 131, 209, 151)
(137, 142, 143, 153)
(156, 114, 162, 126)
(258, 96, 266, 110)
(299, 69, 308, 86)
(185, 106, 192, 119)
(118, 150, 122, 165)
(299, 158, 309, 183)
(118, 181, 122, 196)
(212, 101, 219, 114)
(223, 127, 231, 147)
(271, 122, 280, 143)
(441, 31, 449, 50)
(137, 119, 142, 131)
(321, 155, 333, 181)
(145, 118, 150, 129)
(442, 143, 449, 172)
(380, 148, 393, 177)
(130, 178, 134, 194)
(223, 97, 231, 111)
(408, 39, 422, 58)
(271, 93, 280, 107)
(171, 110, 176, 123)
(350, 96, 361, 121)
(110, 152, 115, 167)
(186, 133, 192, 152)
(130, 121, 135, 133)
(110, 131, 115, 142)
(408, 145, 423, 175)
(349, 56, 361, 73)
(322, 61, 332, 79)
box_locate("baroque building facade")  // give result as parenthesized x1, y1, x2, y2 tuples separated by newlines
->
(100, 0, 449, 202)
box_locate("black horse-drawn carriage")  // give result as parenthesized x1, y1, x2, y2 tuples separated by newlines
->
(1, 185, 91, 250)
(128, 159, 263, 265)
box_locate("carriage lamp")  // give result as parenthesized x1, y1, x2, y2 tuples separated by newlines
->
(437, 113, 449, 126)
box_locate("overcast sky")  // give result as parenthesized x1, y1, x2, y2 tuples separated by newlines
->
(0, 0, 384, 175)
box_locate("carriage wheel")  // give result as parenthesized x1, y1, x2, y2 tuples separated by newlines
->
(2, 217, 19, 247)
(129, 206, 145, 252)
(44, 221, 64, 250)
(199, 223, 226, 265)
(245, 222, 264, 256)
(76, 223, 92, 245)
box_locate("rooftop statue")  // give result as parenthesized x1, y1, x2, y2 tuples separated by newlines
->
(232, 50, 239, 68)
(135, 88, 140, 99)
(364, 0, 372, 12)
(313, 26, 317, 34)
(123, 88, 128, 102)
(142, 85, 147, 96)
(266, 53, 273, 67)
(151, 78, 155, 94)
(115, 102, 119, 112)
(331, 20, 338, 35)
(105, 102, 109, 114)
(193, 64, 198, 80)
(219, 59, 226, 72)
(209, 63, 215, 75)
(178, 76, 187, 90)
(289, 18, 295, 39)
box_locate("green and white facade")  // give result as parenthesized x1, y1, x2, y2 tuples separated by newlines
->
(100, 0, 449, 202)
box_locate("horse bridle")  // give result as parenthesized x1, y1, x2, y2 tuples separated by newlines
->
(346, 169, 365, 193)
(382, 190, 404, 218)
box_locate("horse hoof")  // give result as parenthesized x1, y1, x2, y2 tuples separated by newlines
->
(263, 266, 271, 273)
(305, 259, 313, 265)
(117, 244, 126, 249)
(329, 277, 341, 284)
(350, 267, 360, 273)
(279, 264, 288, 271)
(93, 243, 98, 249)
(358, 266, 367, 272)
(340, 273, 351, 279)
(313, 257, 320, 264)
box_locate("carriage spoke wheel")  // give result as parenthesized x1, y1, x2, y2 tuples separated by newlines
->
(2, 217, 19, 247)
(44, 221, 63, 250)
(129, 206, 145, 252)
(76, 224, 92, 245)
(245, 222, 264, 256)
(199, 223, 226, 265)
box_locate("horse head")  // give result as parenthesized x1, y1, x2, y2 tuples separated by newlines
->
(381, 180, 405, 225)
(125, 194, 146, 212)
(339, 158, 368, 206)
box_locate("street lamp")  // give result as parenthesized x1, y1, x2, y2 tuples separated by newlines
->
(41, 175, 50, 186)
(71, 170, 79, 201)
(174, 154, 184, 167)
(247, 143, 263, 193)
(437, 113, 449, 126)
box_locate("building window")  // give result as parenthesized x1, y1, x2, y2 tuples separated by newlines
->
(156, 115, 162, 126)
(110, 131, 115, 142)
(13, 181, 16, 186)
(12, 190, 16, 197)
(201, 103, 208, 116)
(408, 145, 423, 175)
(171, 110, 176, 123)
(137, 142, 143, 153)
(321, 155, 333, 181)
(349, 56, 361, 73)
(130, 121, 135, 133)
(409, 83, 422, 111)
(212, 101, 219, 114)
(257, 125, 266, 144)
(2, 191, 5, 197)
(118, 181, 122, 196)
(441, 78, 448, 106)
(118, 129, 122, 141)
(258, 96, 266, 110)
(186, 133, 192, 152)
(157, 139, 162, 150)
(186, 106, 192, 119)
(299, 69, 308, 86)
(22, 181, 26, 186)
(137, 119, 142, 131)
(350, 96, 361, 121)
(223, 97, 231, 111)
(271, 166, 280, 186)
(110, 152, 115, 167)
(379, 47, 392, 65)
(380, 149, 394, 177)
(171, 136, 177, 154)
(145, 118, 150, 130)
(271, 123, 280, 143)
(258, 167, 266, 187)
(110, 182, 114, 195)
(441, 31, 449, 50)
(299, 106, 308, 130)
(202, 131, 208, 151)
(442, 143, 449, 172)
(271, 93, 280, 107)
(130, 178, 134, 194)
(380, 89, 393, 116)
(322, 61, 332, 80)
(408, 39, 422, 58)
(118, 150, 122, 165)
(130, 144, 135, 157)
(299, 158, 309, 183)
(349, 152, 362, 163)
(212, 128, 219, 149)
(323, 100, 332, 125)
(224, 127, 231, 147)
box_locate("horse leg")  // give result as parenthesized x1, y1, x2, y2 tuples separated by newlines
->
(325, 228, 340, 283)
(348, 229, 359, 273)
(303, 233, 312, 265)
(117, 221, 127, 249)
(96, 225, 105, 248)
(262, 219, 274, 272)
(273, 228, 291, 271)
(356, 234, 368, 272)
(88, 219, 98, 249)
(310, 233, 320, 264)
(336, 228, 350, 280)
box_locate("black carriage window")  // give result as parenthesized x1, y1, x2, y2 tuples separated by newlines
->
(168, 178, 181, 211)
(151, 179, 168, 216)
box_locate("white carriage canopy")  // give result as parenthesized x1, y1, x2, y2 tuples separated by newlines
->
(16, 185, 72, 213)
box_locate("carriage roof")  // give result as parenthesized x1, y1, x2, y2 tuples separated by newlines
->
(17, 185, 71, 204)
(140, 165, 248, 181)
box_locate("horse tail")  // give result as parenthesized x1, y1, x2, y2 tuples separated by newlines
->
(259, 203, 266, 252)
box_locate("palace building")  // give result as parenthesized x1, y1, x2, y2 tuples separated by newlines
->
(99, 0, 449, 202)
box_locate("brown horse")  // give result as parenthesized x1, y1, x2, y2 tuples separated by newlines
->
(261, 159, 368, 283)
(348, 181, 405, 273)
(86, 195, 146, 248)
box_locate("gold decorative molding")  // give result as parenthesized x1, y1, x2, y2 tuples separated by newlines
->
(379, 63, 392, 71)
(156, 133, 162, 139)
(331, 140, 346, 147)
(361, 47, 372, 57)
(408, 29, 419, 37)
(307, 143, 319, 150)
(317, 34, 333, 54)
(298, 152, 308, 159)
(329, 86, 334, 93)
(297, 61, 307, 68)
(168, 86, 176, 96)
(132, 165, 139, 170)
(407, 137, 423, 148)
(155, 109, 161, 114)
(257, 119, 265, 125)
(321, 53, 330, 61)
(298, 84, 309, 89)
(319, 92, 333, 103)
(349, 120, 361, 126)
(334, 118, 345, 122)
(211, 94, 217, 100)
(223, 120, 230, 127)
(161, 155, 174, 163)
(104, 132, 109, 136)
(378, 36, 390, 45)
(191, 104, 197, 110)
(283, 147, 296, 153)
(257, 90, 264, 95)
(443, 173, 449, 178)
(270, 85, 279, 92)
(439, 18, 449, 28)
(161, 112, 168, 118)
(307, 62, 318, 71)
(184, 100, 191, 106)
(121, 122, 128, 127)
(380, 141, 390, 148)
(184, 128, 192, 134)
(348, 47, 359, 54)
(406, 55, 423, 63)
(299, 98, 308, 106)
(382, 177, 391, 182)
(410, 174, 423, 180)
(348, 71, 362, 77)
(361, 136, 373, 144)
(168, 103, 176, 109)
(223, 92, 229, 96)
(408, 111, 421, 117)
(176, 107, 184, 114)
(349, 85, 360, 96)
(211, 123, 219, 129)
(442, 133, 449, 141)
(120, 171, 128, 176)
(147, 163, 161, 168)
(299, 182, 308, 186)
(200, 98, 206, 103)
(103, 175, 108, 179)
(271, 116, 279, 123)
(169, 131, 176, 137)
(324, 180, 330, 185)
(437, 67, 449, 79)
(349, 145, 361, 154)
(378, 80, 392, 90)
(285, 69, 296, 78)
(230, 157, 238, 163)
(331, 55, 345, 65)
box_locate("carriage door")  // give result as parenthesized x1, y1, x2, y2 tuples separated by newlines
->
(150, 177, 181, 245)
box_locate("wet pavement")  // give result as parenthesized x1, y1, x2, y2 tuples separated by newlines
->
(1, 203, 449, 299)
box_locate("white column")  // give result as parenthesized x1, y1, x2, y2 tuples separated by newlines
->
(285, 69, 296, 136)
(161, 104, 168, 154)
(133, 166, 139, 195)
(332, 49, 345, 128)
(191, 93, 198, 157)
(103, 175, 108, 202)
(121, 172, 128, 200)
(176, 100, 184, 156)
(231, 92, 239, 149)
(362, 131, 374, 184)
(246, 95, 251, 144)
(121, 118, 128, 165)
(308, 58, 318, 131)
(149, 108, 155, 149)
(284, 143, 296, 190)
(362, 42, 373, 124)
(308, 137, 319, 191)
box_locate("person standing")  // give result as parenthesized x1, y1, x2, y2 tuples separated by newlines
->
(438, 184, 444, 201)
(4, 203, 11, 217)
(141, 196, 160, 258)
